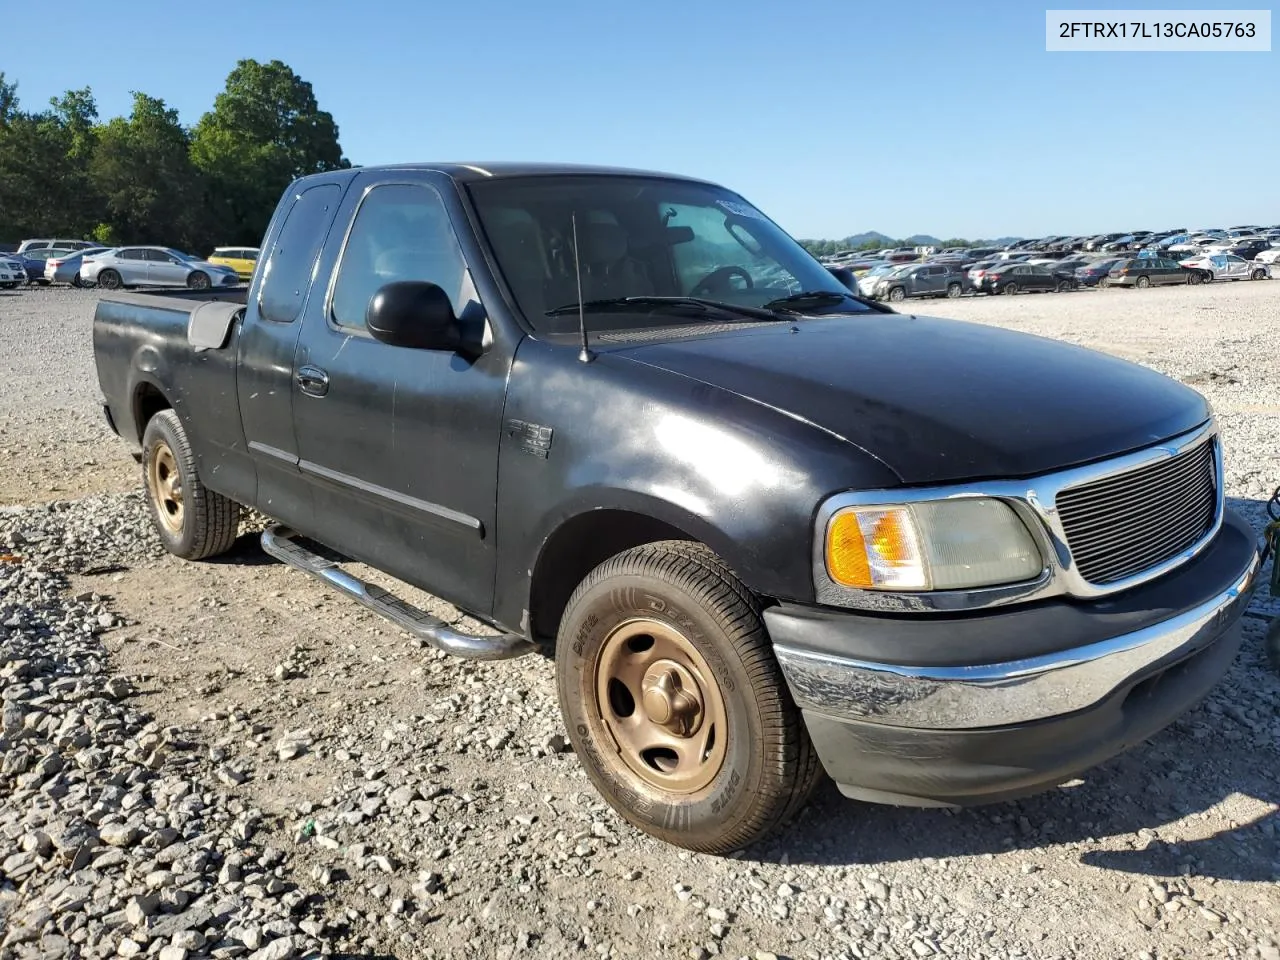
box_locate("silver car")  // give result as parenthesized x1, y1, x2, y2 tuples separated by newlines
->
(44, 247, 110, 286)
(80, 246, 242, 291)
(1177, 253, 1269, 282)
(0, 256, 24, 289)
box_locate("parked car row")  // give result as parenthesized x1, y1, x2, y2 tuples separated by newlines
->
(1, 240, 258, 289)
(823, 225, 1276, 302)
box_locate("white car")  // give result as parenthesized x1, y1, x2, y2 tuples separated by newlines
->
(857, 264, 906, 298)
(80, 246, 242, 291)
(1167, 235, 1227, 255)
(1254, 248, 1280, 265)
(1177, 254, 1269, 282)
(0, 256, 23, 289)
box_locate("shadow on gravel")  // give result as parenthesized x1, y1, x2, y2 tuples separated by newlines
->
(204, 530, 279, 566)
(752, 496, 1280, 882)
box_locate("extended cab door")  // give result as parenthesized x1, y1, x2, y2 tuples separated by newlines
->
(288, 172, 509, 618)
(237, 177, 350, 531)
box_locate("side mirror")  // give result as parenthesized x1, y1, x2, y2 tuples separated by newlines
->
(826, 265, 856, 291)
(366, 281, 460, 351)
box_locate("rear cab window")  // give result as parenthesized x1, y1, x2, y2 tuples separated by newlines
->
(258, 183, 343, 324)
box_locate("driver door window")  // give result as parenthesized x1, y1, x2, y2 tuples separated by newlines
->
(665, 203, 798, 297)
(331, 183, 472, 332)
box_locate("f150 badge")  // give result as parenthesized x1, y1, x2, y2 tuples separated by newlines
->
(507, 419, 553, 458)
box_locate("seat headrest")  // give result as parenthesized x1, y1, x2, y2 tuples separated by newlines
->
(581, 222, 628, 263)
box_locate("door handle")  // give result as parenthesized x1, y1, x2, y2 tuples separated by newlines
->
(295, 365, 330, 397)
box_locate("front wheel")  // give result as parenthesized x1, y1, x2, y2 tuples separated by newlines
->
(887, 286, 906, 302)
(1252, 269, 1268, 280)
(556, 541, 820, 854)
(142, 410, 241, 560)
(187, 271, 211, 290)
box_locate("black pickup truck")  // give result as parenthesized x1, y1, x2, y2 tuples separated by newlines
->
(94, 162, 1259, 854)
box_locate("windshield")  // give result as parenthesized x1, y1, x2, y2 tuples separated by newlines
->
(468, 175, 871, 334)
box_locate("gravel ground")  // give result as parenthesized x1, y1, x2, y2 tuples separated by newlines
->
(1, 283, 1278, 960)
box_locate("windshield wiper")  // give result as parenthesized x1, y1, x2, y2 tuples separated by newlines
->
(545, 296, 777, 321)
(761, 290, 860, 311)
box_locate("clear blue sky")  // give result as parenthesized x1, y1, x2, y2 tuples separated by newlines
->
(2, 0, 1274, 240)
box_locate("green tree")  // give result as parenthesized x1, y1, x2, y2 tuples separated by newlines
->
(191, 59, 349, 245)
(91, 93, 204, 248)
(0, 72, 18, 126)
(0, 108, 95, 240)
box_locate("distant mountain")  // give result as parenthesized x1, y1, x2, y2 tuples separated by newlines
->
(904, 234, 944, 246)
(840, 231, 895, 248)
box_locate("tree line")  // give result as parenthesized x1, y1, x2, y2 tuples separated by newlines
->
(0, 59, 349, 253)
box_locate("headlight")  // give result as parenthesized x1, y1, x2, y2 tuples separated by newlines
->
(824, 498, 1042, 591)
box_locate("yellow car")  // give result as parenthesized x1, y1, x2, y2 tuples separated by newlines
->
(207, 247, 259, 281)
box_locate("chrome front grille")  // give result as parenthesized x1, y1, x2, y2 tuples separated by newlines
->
(1056, 435, 1218, 585)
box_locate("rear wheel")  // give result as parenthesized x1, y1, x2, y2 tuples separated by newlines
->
(1054, 280, 1069, 292)
(1135, 275, 1151, 288)
(97, 269, 121, 290)
(187, 271, 211, 290)
(1002, 282, 1019, 295)
(556, 541, 821, 854)
(142, 410, 241, 560)
(945, 282, 962, 298)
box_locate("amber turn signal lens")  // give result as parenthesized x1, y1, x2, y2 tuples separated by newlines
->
(826, 512, 872, 588)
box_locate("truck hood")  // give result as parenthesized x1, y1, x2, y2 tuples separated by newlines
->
(608, 314, 1209, 484)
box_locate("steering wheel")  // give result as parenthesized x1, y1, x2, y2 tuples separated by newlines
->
(691, 265, 754, 297)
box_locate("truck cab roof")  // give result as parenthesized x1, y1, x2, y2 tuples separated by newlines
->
(302, 161, 717, 186)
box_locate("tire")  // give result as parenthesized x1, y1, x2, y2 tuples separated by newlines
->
(887, 286, 906, 302)
(1252, 269, 1267, 280)
(945, 282, 962, 298)
(141, 410, 240, 560)
(1098, 277, 1110, 288)
(71, 273, 83, 288)
(97, 269, 121, 290)
(1055, 280, 1069, 293)
(1188, 271, 1203, 285)
(1135, 275, 1150, 289)
(0, 282, 16, 290)
(187, 271, 211, 290)
(1002, 282, 1019, 295)
(556, 541, 821, 854)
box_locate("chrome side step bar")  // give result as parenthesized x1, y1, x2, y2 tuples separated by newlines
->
(259, 525, 535, 661)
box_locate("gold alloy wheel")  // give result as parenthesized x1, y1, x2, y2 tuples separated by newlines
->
(593, 618, 728, 795)
(148, 441, 184, 533)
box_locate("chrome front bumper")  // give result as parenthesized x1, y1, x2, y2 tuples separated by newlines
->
(773, 548, 1258, 730)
